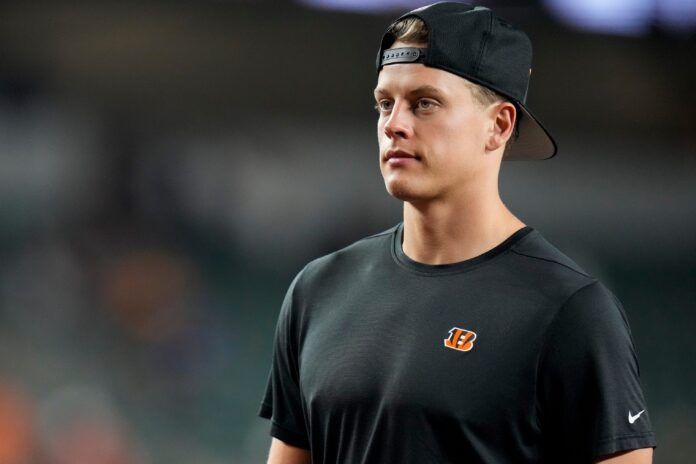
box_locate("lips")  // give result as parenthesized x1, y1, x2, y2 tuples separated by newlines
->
(384, 149, 421, 162)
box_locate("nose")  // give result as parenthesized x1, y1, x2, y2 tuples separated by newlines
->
(383, 101, 414, 140)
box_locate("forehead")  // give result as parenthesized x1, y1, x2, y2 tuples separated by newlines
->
(375, 63, 469, 97)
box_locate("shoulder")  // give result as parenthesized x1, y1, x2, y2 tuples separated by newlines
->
(294, 224, 398, 290)
(510, 228, 592, 280)
(512, 231, 633, 350)
(503, 228, 631, 330)
(549, 279, 632, 346)
(506, 228, 601, 302)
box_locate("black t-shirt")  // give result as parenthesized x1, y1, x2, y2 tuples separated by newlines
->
(258, 223, 656, 463)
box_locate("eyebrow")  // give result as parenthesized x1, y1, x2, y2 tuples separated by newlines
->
(373, 85, 445, 98)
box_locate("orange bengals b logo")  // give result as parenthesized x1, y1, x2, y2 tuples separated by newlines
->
(444, 327, 477, 352)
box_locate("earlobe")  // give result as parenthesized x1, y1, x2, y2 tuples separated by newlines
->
(484, 129, 502, 152)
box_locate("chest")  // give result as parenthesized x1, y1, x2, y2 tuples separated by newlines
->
(298, 280, 551, 424)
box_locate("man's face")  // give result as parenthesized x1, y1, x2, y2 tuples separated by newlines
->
(374, 48, 500, 203)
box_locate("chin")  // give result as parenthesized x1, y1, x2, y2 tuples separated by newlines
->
(384, 178, 433, 202)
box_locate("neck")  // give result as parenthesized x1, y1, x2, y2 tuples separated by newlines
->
(402, 187, 525, 265)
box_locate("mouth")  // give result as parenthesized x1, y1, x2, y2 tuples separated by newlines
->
(384, 149, 421, 162)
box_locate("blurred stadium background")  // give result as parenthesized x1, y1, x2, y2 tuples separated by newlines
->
(0, 0, 693, 462)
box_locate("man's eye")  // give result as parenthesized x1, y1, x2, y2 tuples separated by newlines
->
(375, 100, 393, 112)
(416, 99, 436, 110)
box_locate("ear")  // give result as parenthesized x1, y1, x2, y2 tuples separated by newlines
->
(485, 102, 516, 152)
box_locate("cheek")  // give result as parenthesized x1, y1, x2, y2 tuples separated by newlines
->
(438, 112, 486, 155)
(428, 119, 467, 160)
(427, 114, 488, 181)
(376, 119, 387, 142)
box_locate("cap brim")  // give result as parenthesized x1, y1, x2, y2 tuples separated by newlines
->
(504, 103, 557, 161)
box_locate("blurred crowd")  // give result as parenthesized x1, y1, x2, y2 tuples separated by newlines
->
(0, 96, 293, 463)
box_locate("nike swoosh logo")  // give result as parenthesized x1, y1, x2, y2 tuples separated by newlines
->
(628, 409, 645, 424)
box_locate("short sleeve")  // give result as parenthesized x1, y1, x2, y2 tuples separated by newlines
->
(537, 280, 656, 462)
(258, 271, 310, 449)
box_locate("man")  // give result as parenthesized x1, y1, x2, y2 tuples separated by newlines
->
(258, 3, 656, 463)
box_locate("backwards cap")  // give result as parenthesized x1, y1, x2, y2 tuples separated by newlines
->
(376, 2, 557, 160)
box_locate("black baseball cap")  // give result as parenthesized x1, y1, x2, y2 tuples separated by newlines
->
(376, 2, 557, 161)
